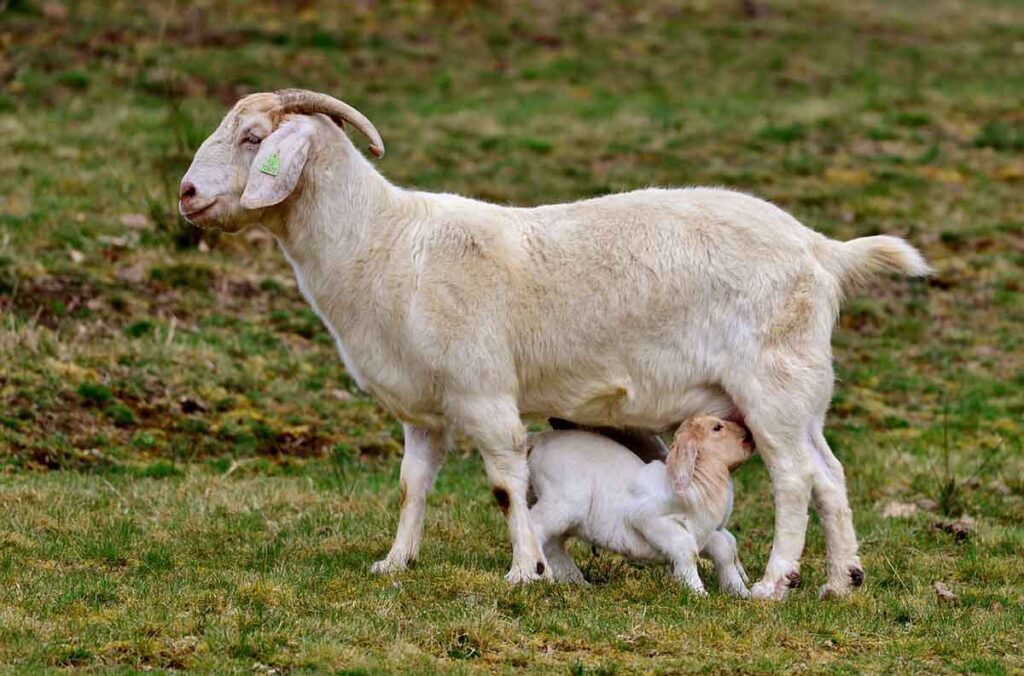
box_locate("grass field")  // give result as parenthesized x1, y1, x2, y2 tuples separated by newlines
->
(1, 0, 1023, 671)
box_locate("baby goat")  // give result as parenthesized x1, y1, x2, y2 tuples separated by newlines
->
(528, 415, 755, 596)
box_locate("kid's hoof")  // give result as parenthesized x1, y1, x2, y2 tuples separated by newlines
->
(849, 566, 865, 587)
(724, 584, 750, 599)
(556, 570, 589, 585)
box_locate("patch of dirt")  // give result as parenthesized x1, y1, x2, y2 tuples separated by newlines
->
(1, 272, 104, 328)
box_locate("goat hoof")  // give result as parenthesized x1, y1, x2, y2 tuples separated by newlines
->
(725, 584, 750, 599)
(818, 565, 866, 599)
(370, 556, 409, 575)
(819, 582, 853, 600)
(505, 561, 552, 584)
(751, 569, 800, 601)
(750, 579, 788, 601)
(555, 568, 589, 585)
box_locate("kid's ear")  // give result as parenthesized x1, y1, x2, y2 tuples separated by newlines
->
(240, 117, 315, 210)
(667, 429, 699, 496)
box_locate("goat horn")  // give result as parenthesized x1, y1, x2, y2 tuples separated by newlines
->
(275, 89, 385, 158)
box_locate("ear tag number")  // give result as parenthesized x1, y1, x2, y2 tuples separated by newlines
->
(259, 151, 280, 177)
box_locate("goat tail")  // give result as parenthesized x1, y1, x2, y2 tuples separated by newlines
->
(823, 235, 932, 297)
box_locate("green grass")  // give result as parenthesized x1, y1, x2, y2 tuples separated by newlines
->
(1, 0, 1023, 671)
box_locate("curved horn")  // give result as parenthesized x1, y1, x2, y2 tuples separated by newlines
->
(275, 89, 385, 158)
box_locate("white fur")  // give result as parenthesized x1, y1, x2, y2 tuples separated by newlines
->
(180, 92, 930, 596)
(528, 428, 750, 597)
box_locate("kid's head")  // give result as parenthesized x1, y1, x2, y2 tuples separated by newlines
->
(667, 415, 755, 496)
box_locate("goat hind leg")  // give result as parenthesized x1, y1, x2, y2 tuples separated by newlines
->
(544, 537, 586, 584)
(810, 426, 864, 598)
(457, 395, 550, 584)
(745, 420, 813, 601)
(530, 500, 585, 583)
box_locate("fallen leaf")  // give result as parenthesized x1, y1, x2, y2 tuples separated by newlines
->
(934, 581, 958, 605)
(987, 480, 1011, 496)
(119, 213, 151, 230)
(43, 2, 68, 21)
(882, 501, 918, 518)
(117, 262, 147, 285)
(916, 498, 939, 513)
(936, 515, 975, 542)
(179, 397, 208, 414)
(331, 388, 354, 402)
(69, 249, 85, 264)
(97, 233, 138, 249)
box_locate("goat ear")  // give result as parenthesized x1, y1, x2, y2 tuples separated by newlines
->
(241, 117, 315, 210)
(667, 429, 699, 496)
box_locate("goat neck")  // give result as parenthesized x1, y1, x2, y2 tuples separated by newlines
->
(268, 128, 402, 269)
(680, 459, 733, 523)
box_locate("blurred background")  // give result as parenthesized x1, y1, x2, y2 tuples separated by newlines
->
(2, 0, 1021, 469)
(0, 1, 1022, 670)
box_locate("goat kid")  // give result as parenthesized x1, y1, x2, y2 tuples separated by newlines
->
(180, 90, 931, 598)
(529, 415, 754, 597)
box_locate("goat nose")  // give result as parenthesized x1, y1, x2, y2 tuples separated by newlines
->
(179, 180, 197, 201)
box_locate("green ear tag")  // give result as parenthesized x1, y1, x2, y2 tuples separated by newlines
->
(259, 151, 280, 177)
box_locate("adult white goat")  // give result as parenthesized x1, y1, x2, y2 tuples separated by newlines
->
(179, 90, 930, 599)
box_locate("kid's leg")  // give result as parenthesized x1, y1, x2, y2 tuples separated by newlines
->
(637, 517, 706, 596)
(530, 499, 585, 583)
(702, 529, 750, 598)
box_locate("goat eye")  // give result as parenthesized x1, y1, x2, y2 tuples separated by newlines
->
(712, 423, 723, 432)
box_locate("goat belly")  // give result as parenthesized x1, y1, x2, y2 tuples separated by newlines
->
(573, 521, 663, 562)
(522, 381, 735, 431)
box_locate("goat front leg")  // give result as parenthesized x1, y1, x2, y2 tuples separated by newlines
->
(454, 394, 550, 584)
(637, 516, 706, 596)
(371, 423, 449, 574)
(702, 529, 750, 598)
